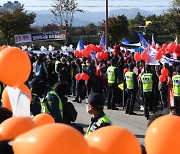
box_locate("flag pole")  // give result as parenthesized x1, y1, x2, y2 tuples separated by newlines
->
(105, 0, 108, 50)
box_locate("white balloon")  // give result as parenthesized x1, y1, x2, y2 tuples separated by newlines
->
(27, 47, 32, 51)
(40, 46, 45, 51)
(69, 44, 73, 48)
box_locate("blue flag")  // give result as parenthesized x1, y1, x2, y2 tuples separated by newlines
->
(99, 34, 106, 49)
(90, 52, 97, 60)
(137, 32, 149, 48)
(122, 37, 130, 44)
(76, 37, 84, 51)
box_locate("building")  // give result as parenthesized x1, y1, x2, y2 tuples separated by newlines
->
(0, 5, 4, 12)
(1, 1, 21, 12)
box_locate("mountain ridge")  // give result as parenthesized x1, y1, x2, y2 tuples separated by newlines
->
(31, 8, 164, 27)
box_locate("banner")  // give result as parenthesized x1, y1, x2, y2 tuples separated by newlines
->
(14, 31, 66, 44)
(14, 34, 32, 44)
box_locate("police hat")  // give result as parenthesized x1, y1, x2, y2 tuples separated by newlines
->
(29, 77, 44, 89)
(83, 93, 105, 111)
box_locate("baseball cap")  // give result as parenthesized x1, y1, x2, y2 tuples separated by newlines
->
(83, 93, 105, 111)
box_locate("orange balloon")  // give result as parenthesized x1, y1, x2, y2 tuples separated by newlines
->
(141, 51, 148, 61)
(33, 114, 55, 127)
(0, 45, 7, 51)
(0, 47, 31, 86)
(86, 126, 141, 154)
(0, 117, 35, 141)
(13, 123, 90, 154)
(145, 115, 180, 154)
(1, 85, 32, 112)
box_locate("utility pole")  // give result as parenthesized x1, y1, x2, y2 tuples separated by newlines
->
(105, 0, 108, 50)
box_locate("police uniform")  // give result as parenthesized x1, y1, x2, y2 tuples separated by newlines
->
(107, 65, 120, 109)
(125, 71, 138, 114)
(41, 90, 63, 123)
(85, 111, 112, 136)
(84, 93, 112, 136)
(172, 74, 180, 113)
(30, 93, 41, 116)
(141, 73, 154, 119)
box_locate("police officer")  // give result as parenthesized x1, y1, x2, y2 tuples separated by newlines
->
(141, 65, 155, 120)
(84, 93, 112, 136)
(29, 77, 47, 116)
(30, 93, 41, 116)
(107, 58, 121, 110)
(172, 65, 180, 114)
(29, 77, 63, 122)
(41, 82, 63, 123)
(125, 63, 138, 115)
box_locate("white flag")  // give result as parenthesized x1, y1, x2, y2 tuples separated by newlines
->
(7, 86, 30, 117)
(174, 36, 178, 45)
(152, 34, 155, 46)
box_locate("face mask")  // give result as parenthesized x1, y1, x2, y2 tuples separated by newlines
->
(86, 105, 89, 113)
(87, 63, 90, 66)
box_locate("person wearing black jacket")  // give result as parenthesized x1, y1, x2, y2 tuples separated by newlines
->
(54, 82, 77, 124)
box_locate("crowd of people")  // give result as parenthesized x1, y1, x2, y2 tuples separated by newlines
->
(28, 48, 179, 113)
(0, 46, 179, 121)
(0, 45, 179, 154)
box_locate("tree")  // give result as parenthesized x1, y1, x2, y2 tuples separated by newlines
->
(85, 23, 98, 35)
(134, 12, 145, 26)
(100, 15, 129, 44)
(41, 23, 59, 32)
(51, 0, 82, 45)
(163, 0, 180, 37)
(51, 0, 82, 28)
(146, 15, 165, 36)
(0, 6, 35, 44)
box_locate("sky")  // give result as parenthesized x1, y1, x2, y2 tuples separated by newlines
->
(0, 0, 174, 12)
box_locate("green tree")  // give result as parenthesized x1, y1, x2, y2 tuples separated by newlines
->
(146, 15, 165, 35)
(41, 23, 59, 32)
(163, 0, 180, 37)
(85, 23, 98, 35)
(128, 19, 139, 41)
(0, 6, 35, 44)
(134, 12, 145, 26)
(100, 15, 129, 44)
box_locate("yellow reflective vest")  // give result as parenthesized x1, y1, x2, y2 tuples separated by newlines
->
(172, 74, 180, 96)
(107, 66, 116, 84)
(41, 90, 63, 118)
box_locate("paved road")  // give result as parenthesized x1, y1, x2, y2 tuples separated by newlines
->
(68, 96, 149, 145)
